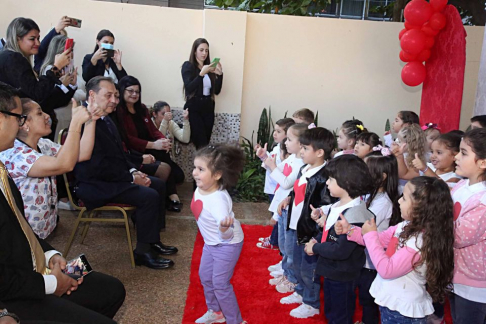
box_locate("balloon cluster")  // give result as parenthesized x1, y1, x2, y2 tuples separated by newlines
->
(399, 0, 448, 86)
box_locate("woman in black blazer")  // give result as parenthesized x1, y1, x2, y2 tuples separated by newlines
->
(82, 29, 127, 83)
(181, 38, 223, 149)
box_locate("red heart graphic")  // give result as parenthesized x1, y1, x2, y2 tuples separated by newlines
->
(453, 202, 462, 221)
(275, 163, 293, 192)
(386, 235, 399, 257)
(190, 195, 203, 221)
(293, 180, 306, 206)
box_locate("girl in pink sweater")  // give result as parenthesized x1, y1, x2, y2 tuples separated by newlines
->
(450, 128, 486, 323)
(336, 177, 454, 323)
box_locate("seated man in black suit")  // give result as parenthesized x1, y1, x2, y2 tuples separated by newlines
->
(74, 76, 177, 269)
(0, 82, 125, 323)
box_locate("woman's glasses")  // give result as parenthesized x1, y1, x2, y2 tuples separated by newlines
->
(1, 111, 27, 126)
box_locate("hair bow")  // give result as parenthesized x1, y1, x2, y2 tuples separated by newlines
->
(372, 145, 391, 156)
(356, 124, 364, 131)
(308, 123, 316, 129)
(421, 123, 440, 131)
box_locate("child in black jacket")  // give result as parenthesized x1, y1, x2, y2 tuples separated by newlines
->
(279, 127, 335, 319)
(305, 155, 374, 324)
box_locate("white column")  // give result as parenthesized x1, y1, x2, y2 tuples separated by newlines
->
(474, 27, 486, 116)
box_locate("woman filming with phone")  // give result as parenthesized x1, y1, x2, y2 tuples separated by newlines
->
(82, 29, 126, 83)
(181, 38, 223, 149)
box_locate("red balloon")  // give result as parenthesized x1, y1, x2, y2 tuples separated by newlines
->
(399, 28, 407, 40)
(430, 12, 447, 30)
(404, 0, 433, 27)
(400, 50, 418, 62)
(405, 22, 421, 30)
(416, 49, 431, 62)
(422, 23, 439, 37)
(401, 29, 427, 55)
(402, 62, 427, 87)
(425, 36, 435, 49)
(430, 0, 448, 12)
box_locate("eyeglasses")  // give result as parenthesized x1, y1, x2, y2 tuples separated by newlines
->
(126, 89, 140, 96)
(1, 110, 27, 126)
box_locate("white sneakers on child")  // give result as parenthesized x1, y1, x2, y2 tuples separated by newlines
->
(280, 292, 303, 305)
(276, 277, 296, 293)
(290, 303, 319, 319)
(269, 275, 285, 286)
(268, 261, 282, 272)
(195, 310, 226, 324)
(270, 269, 284, 278)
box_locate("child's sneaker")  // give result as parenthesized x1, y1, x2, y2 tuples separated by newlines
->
(276, 277, 297, 293)
(290, 303, 319, 319)
(280, 292, 303, 305)
(269, 275, 285, 286)
(268, 261, 282, 272)
(270, 269, 284, 278)
(256, 240, 278, 250)
(258, 236, 270, 243)
(195, 309, 226, 324)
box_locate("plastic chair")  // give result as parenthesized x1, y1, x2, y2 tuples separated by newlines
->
(58, 128, 136, 267)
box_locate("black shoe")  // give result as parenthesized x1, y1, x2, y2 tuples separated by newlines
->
(166, 200, 182, 213)
(151, 242, 178, 255)
(134, 251, 174, 269)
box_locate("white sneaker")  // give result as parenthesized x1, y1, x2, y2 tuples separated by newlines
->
(58, 200, 75, 211)
(280, 292, 303, 305)
(290, 303, 319, 319)
(269, 275, 285, 286)
(195, 309, 226, 324)
(276, 277, 297, 293)
(270, 269, 284, 278)
(268, 261, 282, 272)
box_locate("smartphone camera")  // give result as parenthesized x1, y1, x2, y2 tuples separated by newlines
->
(100, 43, 115, 58)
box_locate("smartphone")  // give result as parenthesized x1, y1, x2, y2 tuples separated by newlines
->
(64, 38, 74, 52)
(211, 57, 220, 67)
(68, 17, 82, 28)
(100, 43, 115, 58)
(63, 254, 93, 277)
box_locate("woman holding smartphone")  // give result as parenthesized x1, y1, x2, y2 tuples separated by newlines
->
(82, 29, 126, 83)
(181, 38, 223, 149)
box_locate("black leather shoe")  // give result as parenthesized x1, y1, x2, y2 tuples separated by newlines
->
(134, 251, 174, 269)
(151, 242, 178, 255)
(166, 200, 182, 213)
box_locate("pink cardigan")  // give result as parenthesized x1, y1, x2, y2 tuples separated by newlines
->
(451, 180, 486, 288)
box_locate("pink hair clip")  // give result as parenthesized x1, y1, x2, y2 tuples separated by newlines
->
(421, 123, 440, 131)
(308, 123, 316, 129)
(372, 145, 391, 156)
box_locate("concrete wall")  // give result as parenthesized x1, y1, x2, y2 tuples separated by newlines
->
(1, 0, 484, 139)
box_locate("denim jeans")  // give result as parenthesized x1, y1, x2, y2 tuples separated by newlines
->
(282, 219, 297, 284)
(450, 293, 486, 324)
(324, 278, 355, 324)
(379, 306, 426, 324)
(353, 268, 379, 324)
(293, 243, 320, 309)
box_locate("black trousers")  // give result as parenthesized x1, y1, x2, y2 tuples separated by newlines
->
(353, 268, 379, 324)
(146, 149, 185, 196)
(185, 96, 215, 149)
(3, 272, 125, 324)
(110, 176, 166, 241)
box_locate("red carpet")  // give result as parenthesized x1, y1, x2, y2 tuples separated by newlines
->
(182, 224, 452, 323)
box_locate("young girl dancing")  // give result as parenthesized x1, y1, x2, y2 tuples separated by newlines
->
(449, 128, 486, 323)
(191, 145, 246, 324)
(337, 177, 455, 323)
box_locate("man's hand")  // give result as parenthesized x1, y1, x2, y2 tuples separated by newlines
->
(48, 254, 67, 271)
(51, 263, 81, 297)
(133, 172, 151, 187)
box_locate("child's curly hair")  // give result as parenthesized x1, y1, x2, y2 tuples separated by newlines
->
(400, 177, 454, 303)
(399, 124, 427, 167)
(195, 144, 245, 190)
